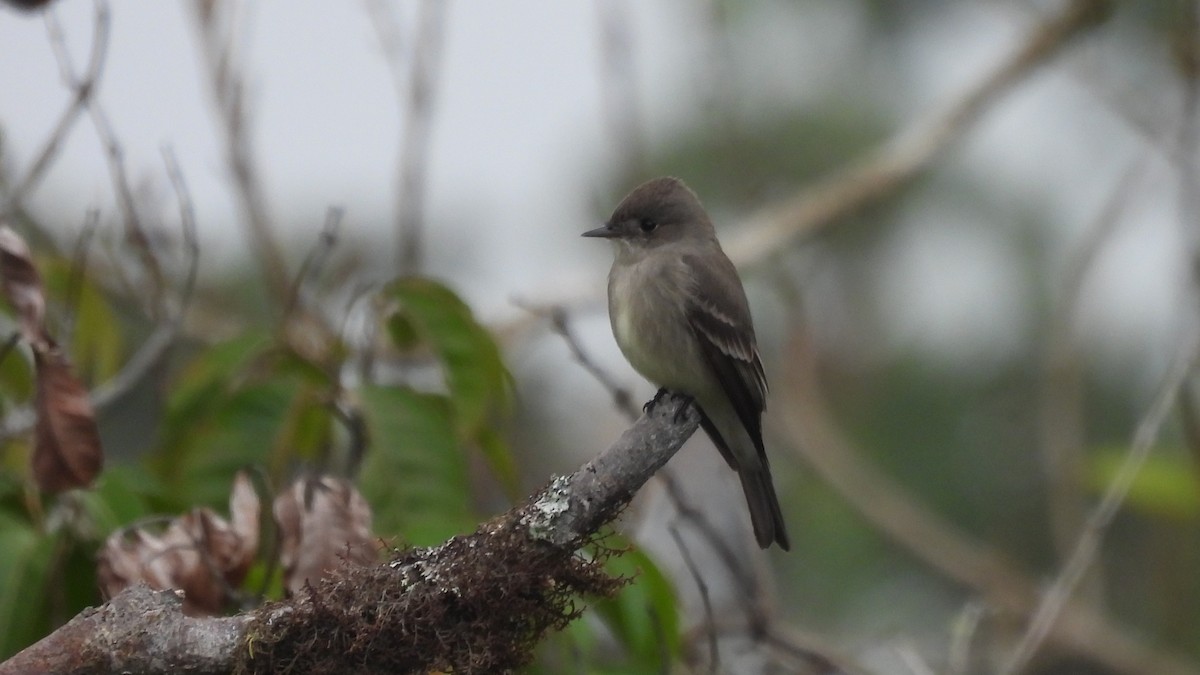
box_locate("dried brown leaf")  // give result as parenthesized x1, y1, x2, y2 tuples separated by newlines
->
(96, 474, 262, 615)
(0, 225, 48, 348)
(227, 470, 260, 584)
(273, 475, 377, 595)
(31, 347, 102, 493)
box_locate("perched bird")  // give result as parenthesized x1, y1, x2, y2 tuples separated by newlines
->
(583, 177, 789, 550)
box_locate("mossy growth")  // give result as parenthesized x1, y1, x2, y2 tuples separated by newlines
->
(235, 519, 627, 674)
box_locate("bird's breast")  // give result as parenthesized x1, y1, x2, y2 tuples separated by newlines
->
(607, 255, 707, 393)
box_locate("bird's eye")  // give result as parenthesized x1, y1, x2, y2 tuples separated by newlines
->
(639, 219, 658, 233)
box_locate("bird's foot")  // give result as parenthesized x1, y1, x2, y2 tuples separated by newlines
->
(670, 392, 695, 423)
(644, 388, 695, 423)
(643, 387, 670, 413)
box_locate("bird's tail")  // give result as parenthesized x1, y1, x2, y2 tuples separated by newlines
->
(738, 463, 790, 551)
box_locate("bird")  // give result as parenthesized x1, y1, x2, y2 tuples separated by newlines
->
(582, 176, 789, 550)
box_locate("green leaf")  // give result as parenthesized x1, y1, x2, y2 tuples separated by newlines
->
(1087, 448, 1200, 520)
(0, 514, 54, 658)
(383, 278, 511, 439)
(270, 385, 334, 472)
(475, 428, 520, 499)
(155, 333, 303, 506)
(41, 257, 124, 383)
(358, 385, 474, 545)
(78, 465, 165, 536)
(0, 342, 32, 407)
(588, 540, 680, 668)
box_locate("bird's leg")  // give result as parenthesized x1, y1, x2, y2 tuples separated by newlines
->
(643, 387, 670, 413)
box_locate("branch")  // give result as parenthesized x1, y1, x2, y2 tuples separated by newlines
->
(0, 0, 110, 220)
(190, 0, 291, 302)
(366, 0, 448, 275)
(0, 397, 702, 674)
(724, 0, 1111, 265)
(777, 336, 1200, 675)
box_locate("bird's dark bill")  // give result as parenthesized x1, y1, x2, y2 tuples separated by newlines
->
(581, 224, 618, 238)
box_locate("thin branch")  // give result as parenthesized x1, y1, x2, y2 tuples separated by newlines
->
(45, 1, 167, 313)
(160, 146, 202, 316)
(669, 524, 718, 674)
(286, 207, 344, 317)
(1000, 335, 1200, 674)
(190, 0, 291, 302)
(723, 0, 1111, 265)
(595, 0, 646, 175)
(1, 0, 110, 218)
(1038, 156, 1150, 584)
(367, 0, 448, 275)
(0, 149, 200, 443)
(62, 208, 100, 343)
(946, 601, 987, 675)
(776, 335, 1200, 675)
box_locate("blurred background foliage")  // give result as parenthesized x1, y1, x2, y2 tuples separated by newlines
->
(0, 0, 1199, 673)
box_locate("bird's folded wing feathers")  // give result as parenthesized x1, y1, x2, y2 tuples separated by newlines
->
(682, 253, 768, 453)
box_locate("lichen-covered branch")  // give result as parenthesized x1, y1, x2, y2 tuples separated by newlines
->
(0, 396, 701, 675)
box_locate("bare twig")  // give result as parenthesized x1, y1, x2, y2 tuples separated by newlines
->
(0, 149, 200, 443)
(62, 208, 100, 343)
(1038, 156, 1150, 581)
(160, 146, 202, 315)
(777, 335, 1200, 675)
(190, 0, 291, 302)
(669, 524, 718, 674)
(1000, 336, 1200, 674)
(517, 301, 636, 417)
(46, 2, 167, 312)
(1, 0, 110, 219)
(367, 0, 448, 275)
(946, 601, 987, 675)
(286, 207, 344, 317)
(595, 0, 646, 175)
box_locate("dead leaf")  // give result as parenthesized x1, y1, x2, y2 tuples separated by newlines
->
(0, 224, 105, 493)
(97, 472, 261, 615)
(0, 225, 48, 348)
(273, 475, 376, 594)
(31, 346, 102, 493)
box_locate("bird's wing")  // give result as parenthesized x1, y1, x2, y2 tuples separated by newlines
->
(682, 252, 768, 453)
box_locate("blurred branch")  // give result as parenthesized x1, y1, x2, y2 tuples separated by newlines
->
(286, 206, 343, 318)
(45, 4, 168, 312)
(723, 0, 1111, 265)
(366, 0, 448, 276)
(595, 0, 646, 175)
(1001, 334, 1200, 674)
(190, 0, 291, 302)
(1003, 6, 1200, 670)
(0, 148, 200, 442)
(0, 0, 109, 221)
(63, 208, 100, 342)
(1037, 156, 1149, 585)
(776, 334, 1200, 675)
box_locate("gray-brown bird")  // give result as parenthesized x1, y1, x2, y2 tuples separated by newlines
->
(583, 176, 789, 550)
